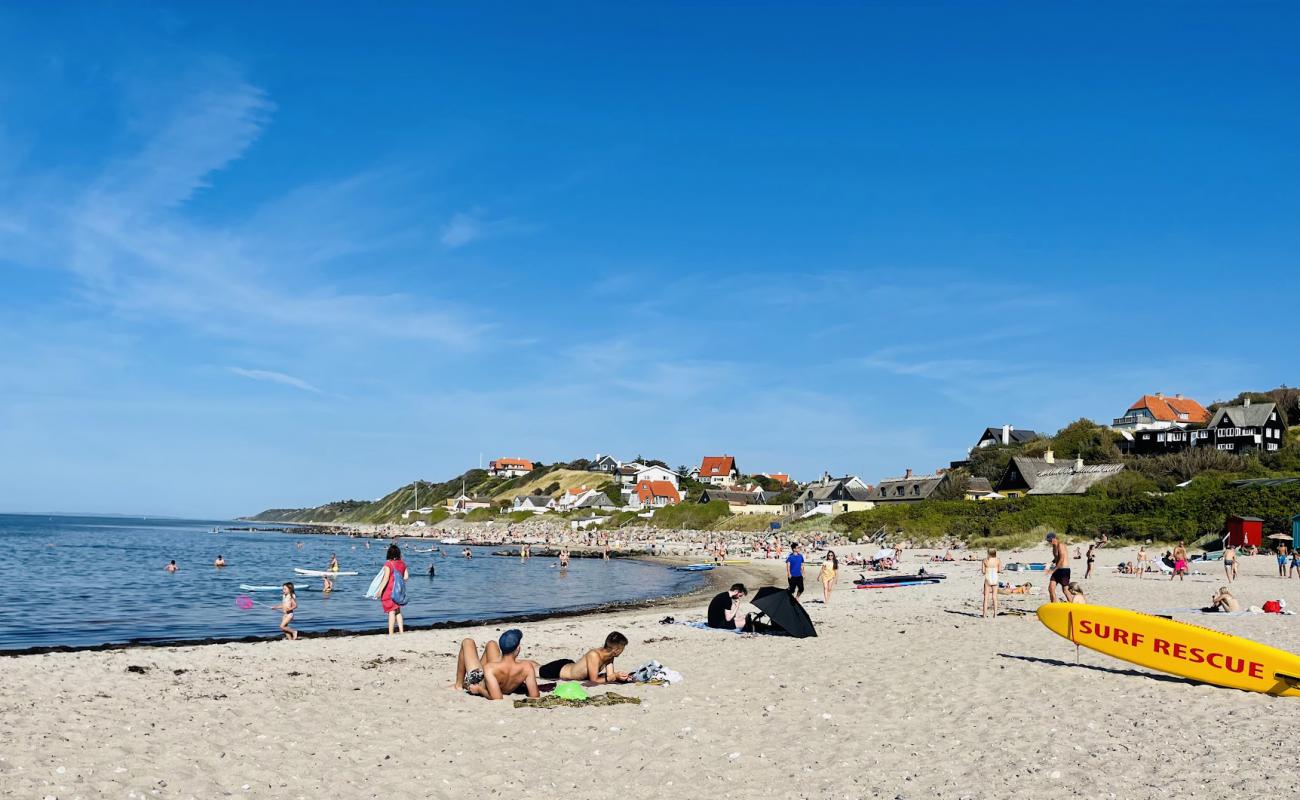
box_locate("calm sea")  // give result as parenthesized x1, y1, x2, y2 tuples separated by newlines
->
(0, 513, 704, 651)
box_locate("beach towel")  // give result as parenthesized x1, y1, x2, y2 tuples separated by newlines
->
(676, 620, 745, 635)
(513, 692, 642, 709)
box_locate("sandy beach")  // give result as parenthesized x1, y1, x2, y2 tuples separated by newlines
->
(4, 546, 1299, 800)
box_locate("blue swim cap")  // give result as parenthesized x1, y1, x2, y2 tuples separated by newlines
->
(498, 628, 523, 654)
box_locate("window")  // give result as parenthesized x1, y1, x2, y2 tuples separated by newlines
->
(1217, 443, 1235, 451)
(1157, 434, 1166, 442)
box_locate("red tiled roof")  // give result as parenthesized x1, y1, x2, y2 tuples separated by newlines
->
(698, 456, 736, 477)
(635, 480, 680, 503)
(490, 458, 534, 471)
(1128, 395, 1210, 423)
(764, 473, 791, 485)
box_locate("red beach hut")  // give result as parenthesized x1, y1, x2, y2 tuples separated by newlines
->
(1223, 515, 1263, 548)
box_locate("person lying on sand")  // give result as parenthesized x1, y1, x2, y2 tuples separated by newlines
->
(537, 631, 631, 683)
(997, 581, 1033, 595)
(453, 629, 539, 700)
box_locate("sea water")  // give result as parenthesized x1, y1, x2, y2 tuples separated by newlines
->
(0, 513, 704, 651)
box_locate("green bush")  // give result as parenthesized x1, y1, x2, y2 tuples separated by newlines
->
(651, 501, 732, 529)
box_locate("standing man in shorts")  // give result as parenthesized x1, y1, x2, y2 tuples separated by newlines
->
(1171, 541, 1189, 582)
(1046, 533, 1073, 603)
(786, 542, 806, 598)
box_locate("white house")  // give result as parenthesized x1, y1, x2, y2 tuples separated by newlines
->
(488, 458, 534, 478)
(511, 495, 556, 515)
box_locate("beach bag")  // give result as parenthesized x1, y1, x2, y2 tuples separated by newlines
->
(389, 567, 408, 606)
(1262, 600, 1282, 614)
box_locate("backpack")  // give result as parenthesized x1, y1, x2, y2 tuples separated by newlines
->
(388, 566, 408, 606)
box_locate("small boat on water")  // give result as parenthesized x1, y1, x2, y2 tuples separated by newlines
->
(440, 537, 462, 545)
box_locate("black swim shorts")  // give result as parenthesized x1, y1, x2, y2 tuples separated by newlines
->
(1051, 567, 1071, 586)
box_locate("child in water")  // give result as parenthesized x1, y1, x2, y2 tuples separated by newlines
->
(273, 582, 299, 640)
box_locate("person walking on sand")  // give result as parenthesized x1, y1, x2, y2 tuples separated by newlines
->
(819, 550, 839, 605)
(1171, 541, 1189, 582)
(272, 582, 299, 639)
(1136, 545, 1149, 579)
(786, 542, 806, 598)
(1046, 533, 1072, 603)
(1084, 545, 1096, 580)
(377, 544, 409, 635)
(1277, 545, 1288, 578)
(981, 548, 1001, 619)
(1290, 548, 1300, 579)
(1224, 545, 1238, 582)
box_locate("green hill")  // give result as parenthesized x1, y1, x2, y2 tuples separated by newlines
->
(244, 462, 612, 524)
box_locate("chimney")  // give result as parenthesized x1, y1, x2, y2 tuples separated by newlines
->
(1155, 392, 1164, 399)
(1074, 456, 1084, 472)
(1175, 394, 1183, 400)
(1002, 424, 1011, 445)
(1044, 449, 1055, 464)
(905, 468, 913, 479)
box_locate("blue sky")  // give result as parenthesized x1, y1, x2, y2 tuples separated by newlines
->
(2, 2, 1298, 517)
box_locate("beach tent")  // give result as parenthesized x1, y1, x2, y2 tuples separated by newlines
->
(749, 587, 817, 638)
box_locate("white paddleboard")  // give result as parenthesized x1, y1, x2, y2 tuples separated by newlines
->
(293, 568, 358, 576)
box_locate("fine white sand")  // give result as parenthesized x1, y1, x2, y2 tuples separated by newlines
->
(3, 546, 1300, 799)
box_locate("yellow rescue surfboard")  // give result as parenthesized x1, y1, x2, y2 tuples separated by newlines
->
(1037, 602, 1300, 697)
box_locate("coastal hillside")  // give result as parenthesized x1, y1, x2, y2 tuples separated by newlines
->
(244, 462, 619, 524)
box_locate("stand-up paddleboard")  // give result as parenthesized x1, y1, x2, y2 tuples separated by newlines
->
(364, 569, 387, 599)
(240, 583, 308, 591)
(1037, 603, 1300, 697)
(676, 564, 716, 571)
(854, 573, 946, 586)
(855, 579, 941, 589)
(293, 568, 358, 577)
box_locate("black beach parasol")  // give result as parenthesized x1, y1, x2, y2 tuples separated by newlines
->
(749, 586, 817, 638)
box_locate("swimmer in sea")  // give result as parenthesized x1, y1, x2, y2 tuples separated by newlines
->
(321, 575, 334, 594)
(328, 553, 340, 572)
(213, 555, 226, 568)
(165, 560, 178, 573)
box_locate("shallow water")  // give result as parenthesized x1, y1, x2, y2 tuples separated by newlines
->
(0, 513, 704, 650)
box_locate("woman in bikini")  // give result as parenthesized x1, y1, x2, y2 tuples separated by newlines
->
(980, 548, 1001, 619)
(1084, 545, 1096, 579)
(819, 550, 839, 605)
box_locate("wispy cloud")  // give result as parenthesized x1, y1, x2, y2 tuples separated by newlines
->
(2, 72, 490, 352)
(228, 367, 321, 393)
(439, 210, 528, 249)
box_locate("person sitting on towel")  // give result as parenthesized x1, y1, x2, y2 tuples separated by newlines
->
(1203, 587, 1240, 613)
(708, 583, 752, 630)
(537, 631, 631, 683)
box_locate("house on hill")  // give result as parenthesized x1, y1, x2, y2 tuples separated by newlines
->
(1112, 393, 1210, 432)
(761, 472, 792, 486)
(692, 455, 739, 486)
(488, 458, 535, 478)
(629, 480, 681, 510)
(588, 454, 621, 473)
(446, 492, 493, 513)
(974, 425, 1043, 449)
(1126, 399, 1286, 455)
(512, 495, 556, 515)
(1206, 400, 1287, 453)
(995, 451, 1124, 496)
(795, 474, 874, 516)
(874, 469, 953, 503)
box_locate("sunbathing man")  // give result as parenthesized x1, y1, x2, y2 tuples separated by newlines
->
(452, 629, 540, 700)
(537, 631, 631, 683)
